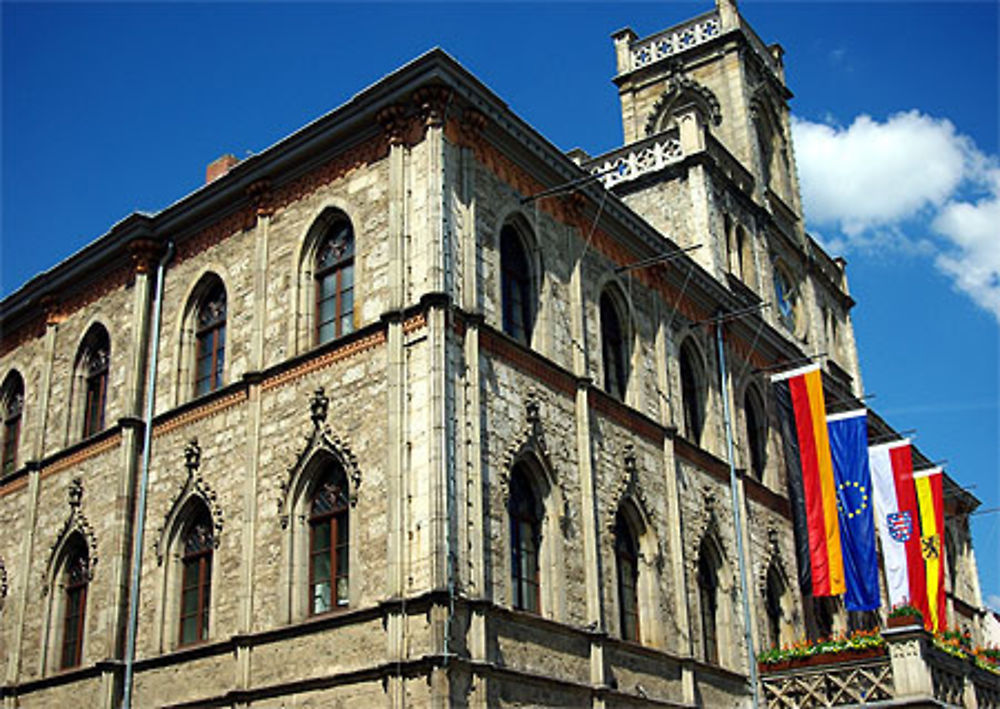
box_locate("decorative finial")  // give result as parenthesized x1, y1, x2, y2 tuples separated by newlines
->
(68, 478, 83, 509)
(184, 439, 201, 473)
(310, 387, 329, 429)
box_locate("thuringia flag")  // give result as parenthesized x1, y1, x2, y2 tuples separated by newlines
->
(913, 467, 946, 632)
(869, 440, 929, 622)
(772, 364, 845, 597)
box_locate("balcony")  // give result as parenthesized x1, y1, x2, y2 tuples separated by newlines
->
(759, 625, 1000, 708)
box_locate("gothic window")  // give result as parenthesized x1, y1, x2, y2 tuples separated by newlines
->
(744, 386, 767, 481)
(814, 597, 835, 640)
(698, 538, 721, 665)
(945, 528, 957, 591)
(615, 511, 640, 642)
(60, 536, 89, 669)
(315, 218, 355, 345)
(764, 563, 787, 649)
(76, 326, 110, 439)
(194, 281, 226, 397)
(309, 464, 350, 615)
(772, 262, 800, 334)
(680, 340, 706, 445)
(509, 465, 541, 614)
(1, 371, 24, 476)
(178, 506, 214, 646)
(600, 291, 628, 400)
(500, 224, 535, 346)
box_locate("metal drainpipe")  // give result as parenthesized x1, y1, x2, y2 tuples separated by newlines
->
(122, 241, 174, 708)
(715, 318, 760, 709)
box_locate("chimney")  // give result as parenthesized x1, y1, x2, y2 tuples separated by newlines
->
(206, 153, 239, 184)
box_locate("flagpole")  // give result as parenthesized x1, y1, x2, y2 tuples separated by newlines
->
(715, 318, 760, 709)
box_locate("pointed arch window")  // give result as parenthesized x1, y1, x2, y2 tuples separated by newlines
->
(615, 511, 640, 642)
(195, 283, 226, 397)
(698, 539, 720, 664)
(764, 564, 785, 649)
(78, 327, 110, 438)
(744, 387, 767, 481)
(60, 537, 89, 669)
(680, 341, 706, 445)
(500, 224, 535, 346)
(509, 465, 541, 613)
(601, 292, 628, 400)
(178, 507, 214, 646)
(309, 464, 350, 615)
(1, 372, 24, 475)
(315, 219, 355, 345)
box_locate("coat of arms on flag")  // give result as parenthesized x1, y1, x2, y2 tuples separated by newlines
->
(888, 511, 912, 542)
(922, 533, 940, 560)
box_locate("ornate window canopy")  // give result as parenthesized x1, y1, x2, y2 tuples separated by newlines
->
(154, 439, 224, 565)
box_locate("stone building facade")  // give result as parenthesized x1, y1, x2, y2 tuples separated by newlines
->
(0, 1, 987, 707)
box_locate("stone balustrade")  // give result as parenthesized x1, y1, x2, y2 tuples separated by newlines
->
(586, 130, 684, 189)
(626, 12, 721, 72)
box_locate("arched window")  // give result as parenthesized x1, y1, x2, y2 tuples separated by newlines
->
(309, 464, 350, 615)
(772, 262, 799, 334)
(315, 218, 355, 345)
(77, 326, 110, 438)
(744, 387, 767, 481)
(764, 563, 786, 649)
(509, 465, 541, 613)
(680, 341, 706, 445)
(945, 528, 958, 592)
(615, 511, 640, 642)
(500, 224, 534, 345)
(600, 291, 628, 400)
(1, 372, 24, 475)
(60, 536, 89, 669)
(698, 538, 720, 664)
(178, 506, 214, 646)
(195, 282, 226, 397)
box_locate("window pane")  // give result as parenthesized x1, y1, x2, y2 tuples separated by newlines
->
(318, 321, 335, 344)
(312, 551, 331, 584)
(182, 587, 199, 615)
(311, 520, 331, 552)
(180, 616, 197, 646)
(341, 264, 354, 289)
(312, 581, 332, 615)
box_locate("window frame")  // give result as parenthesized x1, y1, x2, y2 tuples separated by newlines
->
(307, 466, 351, 616)
(499, 224, 535, 346)
(59, 541, 89, 670)
(314, 219, 355, 346)
(194, 283, 227, 397)
(1, 373, 24, 475)
(600, 291, 628, 400)
(614, 512, 640, 643)
(680, 341, 706, 445)
(508, 465, 542, 614)
(177, 513, 214, 647)
(744, 386, 767, 481)
(698, 540, 720, 665)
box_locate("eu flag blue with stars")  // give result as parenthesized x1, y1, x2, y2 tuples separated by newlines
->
(827, 410, 880, 611)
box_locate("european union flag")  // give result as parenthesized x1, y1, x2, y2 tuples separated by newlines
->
(827, 410, 880, 611)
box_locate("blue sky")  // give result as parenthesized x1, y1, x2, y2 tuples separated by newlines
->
(3, 2, 998, 609)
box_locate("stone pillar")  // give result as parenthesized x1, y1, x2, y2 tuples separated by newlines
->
(884, 626, 935, 699)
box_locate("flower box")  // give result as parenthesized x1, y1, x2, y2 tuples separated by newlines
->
(886, 614, 923, 629)
(759, 646, 887, 673)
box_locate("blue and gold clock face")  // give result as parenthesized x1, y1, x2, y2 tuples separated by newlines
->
(836, 479, 870, 520)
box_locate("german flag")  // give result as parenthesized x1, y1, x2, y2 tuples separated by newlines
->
(772, 364, 845, 596)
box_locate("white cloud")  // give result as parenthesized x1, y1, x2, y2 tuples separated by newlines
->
(792, 111, 1000, 322)
(987, 594, 1000, 613)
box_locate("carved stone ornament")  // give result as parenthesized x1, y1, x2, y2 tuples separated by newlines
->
(0, 556, 7, 607)
(644, 73, 723, 136)
(413, 84, 452, 128)
(44, 478, 98, 596)
(757, 523, 790, 595)
(605, 443, 652, 534)
(686, 485, 724, 572)
(277, 389, 362, 529)
(153, 439, 224, 565)
(499, 389, 551, 498)
(376, 104, 409, 147)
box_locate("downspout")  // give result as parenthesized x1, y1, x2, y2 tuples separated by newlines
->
(122, 241, 174, 708)
(715, 318, 760, 709)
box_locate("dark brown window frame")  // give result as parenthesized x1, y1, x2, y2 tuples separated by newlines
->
(178, 512, 214, 647)
(1, 375, 23, 475)
(500, 225, 534, 346)
(508, 466, 541, 614)
(600, 292, 628, 400)
(615, 512, 640, 642)
(60, 543, 89, 670)
(195, 284, 227, 397)
(314, 220, 355, 346)
(308, 466, 350, 616)
(80, 332, 109, 439)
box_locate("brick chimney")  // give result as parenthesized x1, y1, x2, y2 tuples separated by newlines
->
(206, 153, 239, 184)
